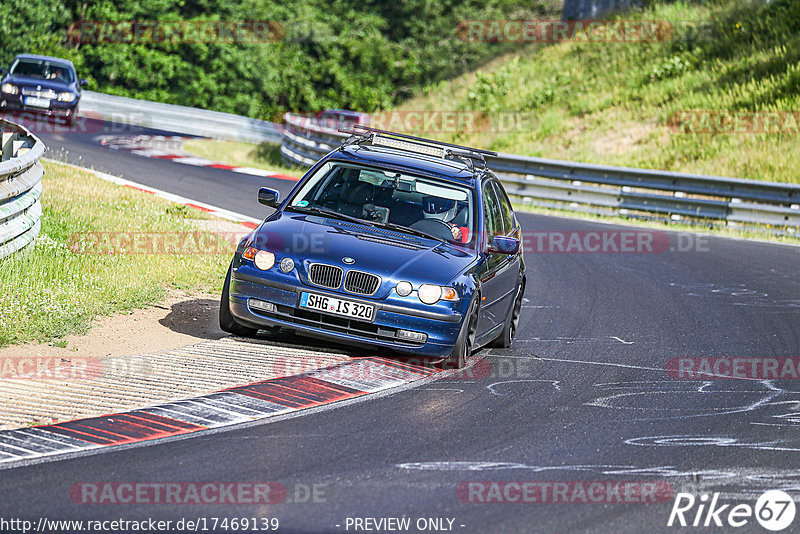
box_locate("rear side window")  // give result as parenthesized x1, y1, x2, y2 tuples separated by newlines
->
(482, 181, 504, 241)
(491, 181, 516, 235)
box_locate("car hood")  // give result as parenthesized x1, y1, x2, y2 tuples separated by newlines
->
(255, 211, 477, 286)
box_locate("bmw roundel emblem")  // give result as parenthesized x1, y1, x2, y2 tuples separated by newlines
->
(343, 257, 355, 264)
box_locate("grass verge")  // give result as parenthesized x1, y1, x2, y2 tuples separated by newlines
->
(0, 161, 234, 347)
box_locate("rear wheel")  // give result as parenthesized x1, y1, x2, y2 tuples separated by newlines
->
(219, 262, 259, 337)
(440, 296, 479, 370)
(491, 281, 524, 348)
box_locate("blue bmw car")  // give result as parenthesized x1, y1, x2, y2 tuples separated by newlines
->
(221, 126, 526, 368)
(0, 54, 87, 124)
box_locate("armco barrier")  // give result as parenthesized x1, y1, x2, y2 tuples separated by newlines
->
(280, 112, 800, 229)
(0, 119, 45, 259)
(79, 91, 283, 144)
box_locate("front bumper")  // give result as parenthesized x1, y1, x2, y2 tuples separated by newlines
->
(229, 270, 464, 358)
(0, 94, 78, 118)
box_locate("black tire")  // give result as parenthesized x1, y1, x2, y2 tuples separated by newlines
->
(439, 296, 479, 370)
(491, 281, 525, 348)
(219, 262, 259, 337)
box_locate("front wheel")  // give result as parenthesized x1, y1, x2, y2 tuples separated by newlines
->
(440, 296, 479, 370)
(219, 262, 259, 337)
(491, 281, 524, 348)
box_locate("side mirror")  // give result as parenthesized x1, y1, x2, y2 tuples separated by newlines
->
(79, 79, 88, 87)
(0, 68, 6, 75)
(489, 235, 519, 255)
(258, 187, 280, 208)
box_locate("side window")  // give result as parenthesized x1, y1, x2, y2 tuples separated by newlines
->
(482, 181, 504, 242)
(492, 181, 516, 235)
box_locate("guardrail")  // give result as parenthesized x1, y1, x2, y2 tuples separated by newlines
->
(80, 91, 283, 144)
(281, 112, 800, 229)
(0, 119, 45, 259)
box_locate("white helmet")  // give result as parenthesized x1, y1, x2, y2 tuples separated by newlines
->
(422, 196, 457, 222)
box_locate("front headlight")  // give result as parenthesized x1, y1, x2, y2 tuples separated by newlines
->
(57, 92, 76, 102)
(418, 284, 459, 305)
(254, 250, 275, 271)
(1, 83, 18, 95)
(242, 247, 275, 271)
(418, 284, 442, 304)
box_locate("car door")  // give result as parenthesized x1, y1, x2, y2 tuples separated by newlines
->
(476, 179, 518, 337)
(491, 179, 523, 304)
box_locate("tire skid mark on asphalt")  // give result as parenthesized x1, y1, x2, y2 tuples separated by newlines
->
(586, 379, 785, 422)
(487, 379, 561, 396)
(0, 357, 438, 468)
(513, 336, 645, 345)
(476, 354, 800, 461)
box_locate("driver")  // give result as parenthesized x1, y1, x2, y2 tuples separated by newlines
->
(48, 67, 65, 81)
(422, 196, 466, 242)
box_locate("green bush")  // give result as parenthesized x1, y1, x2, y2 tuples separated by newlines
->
(467, 57, 520, 112)
(647, 55, 695, 81)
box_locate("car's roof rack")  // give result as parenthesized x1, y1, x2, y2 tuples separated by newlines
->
(338, 124, 497, 172)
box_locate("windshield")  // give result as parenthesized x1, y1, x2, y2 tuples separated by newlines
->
(289, 161, 476, 248)
(9, 59, 75, 83)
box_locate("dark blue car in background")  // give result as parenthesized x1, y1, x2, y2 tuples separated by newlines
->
(221, 126, 526, 368)
(0, 54, 87, 124)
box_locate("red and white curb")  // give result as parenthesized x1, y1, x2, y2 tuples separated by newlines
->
(0, 357, 438, 467)
(99, 135, 300, 182)
(44, 159, 263, 230)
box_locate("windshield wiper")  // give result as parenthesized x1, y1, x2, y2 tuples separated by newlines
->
(370, 221, 445, 243)
(288, 205, 444, 242)
(287, 205, 376, 226)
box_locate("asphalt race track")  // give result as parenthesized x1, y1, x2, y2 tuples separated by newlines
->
(3, 122, 799, 533)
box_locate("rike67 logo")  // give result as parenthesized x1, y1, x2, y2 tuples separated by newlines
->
(668, 490, 796, 531)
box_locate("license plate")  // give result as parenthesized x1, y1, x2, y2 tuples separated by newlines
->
(24, 96, 51, 108)
(299, 292, 375, 321)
